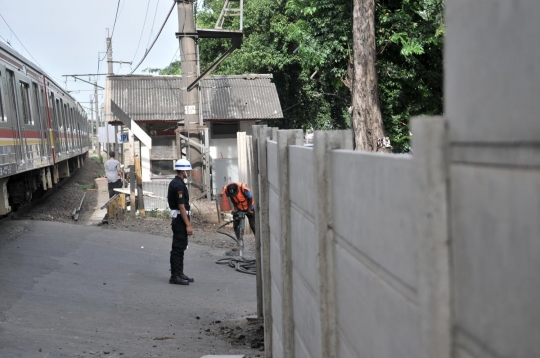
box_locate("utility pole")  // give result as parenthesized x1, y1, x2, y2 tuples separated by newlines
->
(104, 33, 131, 163)
(176, 0, 202, 194)
(95, 79, 102, 164)
(107, 35, 119, 159)
(90, 96, 95, 151)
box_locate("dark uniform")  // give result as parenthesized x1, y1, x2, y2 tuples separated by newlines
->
(167, 176, 190, 278)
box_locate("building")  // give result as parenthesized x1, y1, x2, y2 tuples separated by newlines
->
(103, 74, 282, 194)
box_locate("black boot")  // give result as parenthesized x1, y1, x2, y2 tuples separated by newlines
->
(179, 263, 194, 282)
(180, 273, 194, 283)
(169, 275, 189, 285)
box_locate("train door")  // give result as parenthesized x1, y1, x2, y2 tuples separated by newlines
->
(49, 93, 60, 161)
(5, 69, 26, 170)
(33, 83, 48, 160)
(55, 98, 65, 157)
(18, 79, 34, 167)
(0, 67, 15, 174)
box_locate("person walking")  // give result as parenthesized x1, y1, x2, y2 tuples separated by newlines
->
(167, 159, 194, 285)
(221, 182, 256, 235)
(104, 151, 122, 198)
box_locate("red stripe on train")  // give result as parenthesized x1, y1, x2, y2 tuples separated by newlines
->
(0, 128, 43, 139)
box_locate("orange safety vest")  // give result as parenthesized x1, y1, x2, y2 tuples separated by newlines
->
(220, 182, 254, 212)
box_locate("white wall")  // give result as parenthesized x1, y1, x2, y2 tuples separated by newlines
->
(209, 138, 237, 160)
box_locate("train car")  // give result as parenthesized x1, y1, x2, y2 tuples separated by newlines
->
(0, 40, 89, 215)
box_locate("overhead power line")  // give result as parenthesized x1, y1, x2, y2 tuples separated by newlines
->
(146, 0, 161, 50)
(99, 0, 122, 62)
(130, 0, 152, 64)
(130, 2, 175, 74)
(0, 12, 45, 70)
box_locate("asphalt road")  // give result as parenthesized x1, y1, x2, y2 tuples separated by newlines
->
(0, 220, 259, 358)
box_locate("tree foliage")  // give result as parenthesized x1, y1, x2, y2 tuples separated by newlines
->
(191, 0, 444, 152)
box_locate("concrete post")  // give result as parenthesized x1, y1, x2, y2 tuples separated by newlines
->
(94, 81, 102, 164)
(251, 125, 264, 319)
(257, 126, 272, 358)
(176, 0, 202, 194)
(271, 127, 278, 141)
(277, 129, 304, 358)
(412, 116, 451, 358)
(313, 130, 353, 358)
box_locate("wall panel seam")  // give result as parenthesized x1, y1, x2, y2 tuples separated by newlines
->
(335, 233, 418, 305)
(455, 327, 504, 358)
(294, 330, 316, 358)
(290, 201, 315, 223)
(292, 267, 318, 303)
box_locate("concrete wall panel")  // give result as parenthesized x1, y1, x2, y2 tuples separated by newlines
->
(290, 208, 317, 295)
(268, 141, 278, 188)
(294, 331, 313, 358)
(445, 0, 540, 143)
(271, 278, 284, 351)
(289, 146, 315, 218)
(269, 189, 281, 243)
(331, 151, 418, 291)
(451, 164, 540, 358)
(292, 269, 321, 358)
(270, 232, 283, 303)
(334, 242, 422, 358)
(272, 324, 284, 358)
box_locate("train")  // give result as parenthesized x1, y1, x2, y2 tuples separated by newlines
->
(0, 40, 90, 216)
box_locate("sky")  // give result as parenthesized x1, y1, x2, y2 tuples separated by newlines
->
(0, 0, 183, 117)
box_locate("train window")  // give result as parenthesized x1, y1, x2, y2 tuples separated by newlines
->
(6, 70, 20, 124)
(32, 83, 42, 127)
(0, 72, 6, 122)
(19, 81, 33, 125)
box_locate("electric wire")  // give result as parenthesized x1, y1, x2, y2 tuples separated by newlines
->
(96, 0, 121, 77)
(130, 2, 176, 74)
(99, 0, 121, 62)
(130, 0, 152, 64)
(0, 12, 45, 70)
(145, 0, 161, 51)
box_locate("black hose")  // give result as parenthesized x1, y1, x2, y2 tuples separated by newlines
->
(216, 257, 256, 275)
(216, 219, 238, 245)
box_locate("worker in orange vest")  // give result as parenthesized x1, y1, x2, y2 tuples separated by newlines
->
(221, 182, 256, 235)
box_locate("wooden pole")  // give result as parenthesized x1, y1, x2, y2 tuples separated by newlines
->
(130, 164, 136, 217)
(135, 157, 145, 216)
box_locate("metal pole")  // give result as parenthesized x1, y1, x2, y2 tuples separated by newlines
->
(95, 80, 102, 164)
(107, 36, 114, 76)
(90, 96, 95, 151)
(105, 36, 113, 155)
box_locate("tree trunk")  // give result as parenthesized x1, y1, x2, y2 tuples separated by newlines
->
(351, 0, 391, 152)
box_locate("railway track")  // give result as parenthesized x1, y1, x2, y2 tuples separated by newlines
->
(0, 168, 81, 225)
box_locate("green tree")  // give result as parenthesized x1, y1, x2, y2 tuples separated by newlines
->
(193, 0, 444, 152)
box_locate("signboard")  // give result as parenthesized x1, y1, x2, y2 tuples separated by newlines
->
(118, 133, 129, 143)
(185, 105, 196, 115)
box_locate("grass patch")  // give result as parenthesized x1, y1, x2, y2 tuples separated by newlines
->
(80, 182, 95, 190)
(147, 208, 170, 219)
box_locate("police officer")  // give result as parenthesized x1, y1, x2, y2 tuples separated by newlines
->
(167, 159, 194, 285)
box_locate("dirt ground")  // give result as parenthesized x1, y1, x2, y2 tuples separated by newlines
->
(20, 154, 264, 356)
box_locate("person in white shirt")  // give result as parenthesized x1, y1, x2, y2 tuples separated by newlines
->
(104, 151, 122, 198)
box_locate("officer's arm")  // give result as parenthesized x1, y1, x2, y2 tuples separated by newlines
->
(178, 203, 193, 235)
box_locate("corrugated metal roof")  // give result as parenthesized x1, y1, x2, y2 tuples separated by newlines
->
(105, 74, 282, 123)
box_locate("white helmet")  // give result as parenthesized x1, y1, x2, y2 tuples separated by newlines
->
(174, 158, 192, 171)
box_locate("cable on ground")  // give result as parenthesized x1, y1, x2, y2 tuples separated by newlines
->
(216, 257, 256, 275)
